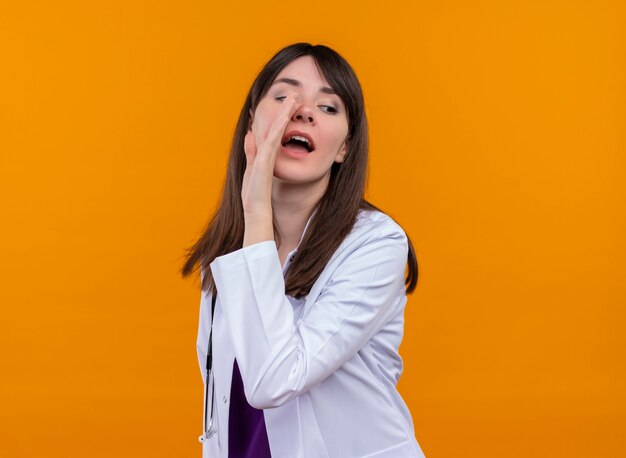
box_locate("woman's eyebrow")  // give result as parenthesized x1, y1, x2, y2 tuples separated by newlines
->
(271, 77, 337, 95)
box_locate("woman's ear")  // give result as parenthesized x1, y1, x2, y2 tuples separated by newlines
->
(335, 136, 349, 164)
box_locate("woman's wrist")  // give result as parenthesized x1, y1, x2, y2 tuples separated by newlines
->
(243, 211, 274, 247)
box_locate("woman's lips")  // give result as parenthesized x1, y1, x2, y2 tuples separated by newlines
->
(281, 130, 315, 151)
(283, 143, 310, 153)
(281, 144, 310, 157)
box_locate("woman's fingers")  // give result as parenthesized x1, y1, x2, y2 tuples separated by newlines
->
(260, 93, 301, 160)
(241, 92, 301, 214)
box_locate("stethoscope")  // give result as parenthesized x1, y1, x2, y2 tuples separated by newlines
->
(198, 292, 218, 443)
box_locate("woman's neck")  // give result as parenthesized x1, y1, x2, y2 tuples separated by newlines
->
(271, 176, 327, 250)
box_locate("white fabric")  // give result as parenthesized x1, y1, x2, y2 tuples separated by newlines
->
(196, 208, 426, 457)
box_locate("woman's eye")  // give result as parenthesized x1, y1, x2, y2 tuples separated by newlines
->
(275, 96, 338, 114)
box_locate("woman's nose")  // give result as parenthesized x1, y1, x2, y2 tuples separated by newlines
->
(292, 103, 314, 123)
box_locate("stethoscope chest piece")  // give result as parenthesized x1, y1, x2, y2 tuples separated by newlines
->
(198, 428, 216, 443)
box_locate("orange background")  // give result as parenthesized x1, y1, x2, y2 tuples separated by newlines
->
(1, 1, 624, 456)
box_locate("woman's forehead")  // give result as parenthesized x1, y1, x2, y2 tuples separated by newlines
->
(274, 56, 331, 88)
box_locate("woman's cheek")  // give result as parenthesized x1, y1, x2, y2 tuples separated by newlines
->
(259, 112, 280, 145)
(251, 117, 267, 147)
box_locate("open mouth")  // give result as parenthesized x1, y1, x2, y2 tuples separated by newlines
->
(281, 133, 315, 153)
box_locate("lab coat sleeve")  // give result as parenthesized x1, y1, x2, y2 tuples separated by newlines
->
(209, 219, 408, 409)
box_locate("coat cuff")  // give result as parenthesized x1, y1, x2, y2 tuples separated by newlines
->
(211, 239, 278, 267)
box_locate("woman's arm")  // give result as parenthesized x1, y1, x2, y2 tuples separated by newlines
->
(209, 219, 408, 409)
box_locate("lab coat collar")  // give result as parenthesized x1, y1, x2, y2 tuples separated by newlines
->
(281, 206, 318, 275)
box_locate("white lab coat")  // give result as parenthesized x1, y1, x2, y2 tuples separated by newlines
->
(196, 208, 426, 457)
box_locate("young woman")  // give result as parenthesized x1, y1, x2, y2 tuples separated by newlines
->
(181, 42, 426, 458)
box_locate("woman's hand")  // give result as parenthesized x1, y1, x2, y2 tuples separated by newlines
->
(242, 92, 301, 216)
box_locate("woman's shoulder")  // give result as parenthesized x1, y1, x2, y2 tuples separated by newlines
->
(355, 208, 407, 239)
(309, 208, 408, 298)
(341, 208, 408, 259)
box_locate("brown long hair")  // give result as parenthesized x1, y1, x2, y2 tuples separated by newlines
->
(180, 42, 418, 299)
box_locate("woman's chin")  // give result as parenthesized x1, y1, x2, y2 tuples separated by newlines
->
(272, 166, 310, 183)
(273, 156, 334, 183)
(272, 172, 308, 184)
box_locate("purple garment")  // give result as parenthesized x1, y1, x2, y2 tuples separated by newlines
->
(228, 358, 272, 458)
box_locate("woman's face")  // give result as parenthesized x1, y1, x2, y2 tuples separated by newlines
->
(249, 55, 349, 185)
